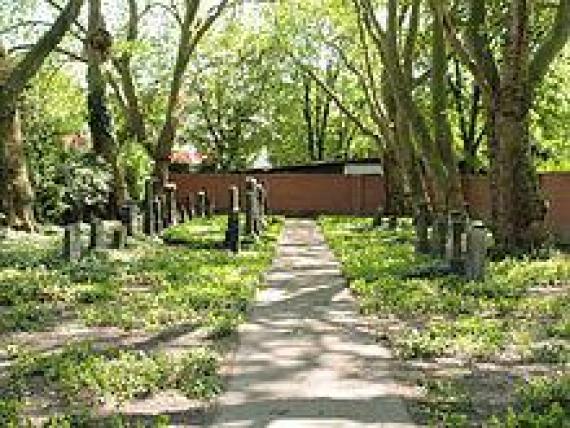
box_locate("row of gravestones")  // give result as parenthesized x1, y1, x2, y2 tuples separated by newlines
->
(63, 179, 215, 261)
(141, 179, 214, 237)
(376, 203, 488, 281)
(224, 177, 269, 254)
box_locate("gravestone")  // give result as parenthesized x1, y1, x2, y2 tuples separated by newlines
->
(164, 183, 177, 227)
(153, 197, 163, 234)
(373, 206, 384, 227)
(179, 207, 187, 224)
(465, 221, 487, 281)
(64, 223, 81, 262)
(431, 214, 448, 258)
(111, 225, 127, 249)
(187, 193, 196, 220)
(256, 182, 265, 231)
(414, 202, 430, 254)
(448, 210, 467, 274)
(143, 178, 155, 235)
(225, 186, 241, 253)
(245, 177, 258, 237)
(197, 191, 207, 218)
(120, 200, 139, 237)
(89, 218, 104, 250)
(206, 195, 215, 218)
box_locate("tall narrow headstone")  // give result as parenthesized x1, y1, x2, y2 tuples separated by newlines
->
(465, 221, 487, 281)
(89, 218, 104, 249)
(225, 186, 241, 253)
(206, 194, 215, 218)
(143, 179, 155, 235)
(179, 207, 187, 224)
(245, 177, 258, 236)
(187, 192, 195, 220)
(112, 225, 127, 249)
(432, 214, 448, 258)
(414, 202, 430, 254)
(164, 183, 177, 227)
(373, 206, 384, 228)
(120, 200, 139, 237)
(256, 182, 265, 231)
(197, 191, 207, 218)
(64, 223, 81, 262)
(153, 197, 163, 234)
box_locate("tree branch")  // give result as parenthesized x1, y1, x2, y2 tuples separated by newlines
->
(0, 0, 85, 106)
(529, 0, 570, 89)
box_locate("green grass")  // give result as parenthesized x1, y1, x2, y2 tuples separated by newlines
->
(0, 216, 283, 425)
(319, 216, 570, 426)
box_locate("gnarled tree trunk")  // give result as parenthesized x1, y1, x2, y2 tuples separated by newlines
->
(87, 0, 127, 214)
(0, 106, 35, 231)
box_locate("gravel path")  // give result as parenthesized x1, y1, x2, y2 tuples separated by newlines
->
(209, 219, 417, 428)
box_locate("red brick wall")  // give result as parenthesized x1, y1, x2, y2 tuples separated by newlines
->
(171, 173, 385, 216)
(171, 172, 570, 243)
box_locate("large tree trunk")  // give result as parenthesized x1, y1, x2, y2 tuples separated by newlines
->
(87, 0, 127, 214)
(432, 10, 463, 210)
(0, 106, 35, 231)
(0, 0, 85, 230)
(491, 0, 545, 255)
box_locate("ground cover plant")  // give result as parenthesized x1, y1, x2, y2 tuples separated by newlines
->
(319, 216, 570, 427)
(0, 216, 282, 426)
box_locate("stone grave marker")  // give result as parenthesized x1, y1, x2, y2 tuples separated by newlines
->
(143, 178, 155, 235)
(63, 223, 81, 261)
(373, 206, 384, 227)
(89, 218, 105, 250)
(179, 207, 187, 224)
(245, 177, 258, 237)
(197, 191, 207, 218)
(206, 194, 215, 218)
(164, 183, 177, 227)
(120, 200, 139, 237)
(187, 192, 196, 220)
(225, 186, 241, 253)
(111, 225, 127, 249)
(256, 182, 265, 231)
(153, 197, 163, 234)
(431, 214, 448, 258)
(465, 221, 487, 281)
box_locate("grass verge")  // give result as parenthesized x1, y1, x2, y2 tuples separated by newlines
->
(319, 216, 569, 427)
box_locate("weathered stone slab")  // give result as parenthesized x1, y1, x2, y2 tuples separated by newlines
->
(89, 218, 105, 250)
(164, 183, 177, 227)
(225, 186, 241, 253)
(63, 223, 81, 261)
(465, 221, 487, 281)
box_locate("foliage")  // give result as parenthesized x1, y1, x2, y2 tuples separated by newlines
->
(0, 216, 283, 422)
(22, 67, 112, 223)
(119, 139, 152, 201)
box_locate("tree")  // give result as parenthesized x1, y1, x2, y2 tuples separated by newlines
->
(0, 0, 85, 230)
(433, 0, 570, 254)
(86, 0, 127, 214)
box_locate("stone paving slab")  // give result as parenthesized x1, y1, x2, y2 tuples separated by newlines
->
(209, 219, 418, 428)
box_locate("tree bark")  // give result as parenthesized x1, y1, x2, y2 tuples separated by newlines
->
(432, 11, 463, 210)
(0, 107, 35, 231)
(87, 0, 127, 214)
(492, 0, 545, 254)
(0, 0, 85, 229)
